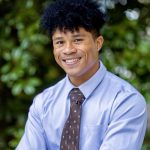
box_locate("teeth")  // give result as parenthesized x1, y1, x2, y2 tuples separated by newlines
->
(65, 58, 79, 64)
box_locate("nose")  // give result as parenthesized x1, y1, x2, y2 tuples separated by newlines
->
(63, 42, 77, 55)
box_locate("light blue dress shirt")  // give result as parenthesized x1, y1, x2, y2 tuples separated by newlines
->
(16, 61, 147, 150)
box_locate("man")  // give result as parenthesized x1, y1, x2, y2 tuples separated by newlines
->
(16, 0, 147, 149)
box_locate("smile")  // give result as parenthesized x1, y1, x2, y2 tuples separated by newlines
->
(63, 58, 81, 65)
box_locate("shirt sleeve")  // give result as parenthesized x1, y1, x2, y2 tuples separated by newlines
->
(16, 94, 47, 150)
(99, 92, 147, 150)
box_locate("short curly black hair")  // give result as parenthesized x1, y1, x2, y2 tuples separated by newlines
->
(41, 0, 106, 37)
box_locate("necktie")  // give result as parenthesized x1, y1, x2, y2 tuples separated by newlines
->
(60, 88, 85, 150)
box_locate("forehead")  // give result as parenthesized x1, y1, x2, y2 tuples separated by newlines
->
(52, 27, 91, 39)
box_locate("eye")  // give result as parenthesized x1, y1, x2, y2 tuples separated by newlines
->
(53, 40, 64, 48)
(74, 38, 83, 43)
(54, 40, 65, 48)
(56, 40, 64, 45)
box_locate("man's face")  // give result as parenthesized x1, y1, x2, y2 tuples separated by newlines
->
(52, 27, 104, 86)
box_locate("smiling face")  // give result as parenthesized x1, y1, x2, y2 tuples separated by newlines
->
(52, 27, 104, 86)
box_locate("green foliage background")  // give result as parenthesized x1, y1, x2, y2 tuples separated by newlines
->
(0, 0, 150, 149)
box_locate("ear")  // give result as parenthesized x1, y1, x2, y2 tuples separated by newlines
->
(96, 36, 104, 52)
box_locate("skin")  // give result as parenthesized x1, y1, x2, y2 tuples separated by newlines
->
(52, 27, 104, 86)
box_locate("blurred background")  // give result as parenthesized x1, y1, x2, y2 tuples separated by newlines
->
(0, 0, 150, 149)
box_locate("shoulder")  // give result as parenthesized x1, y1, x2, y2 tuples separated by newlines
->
(105, 71, 143, 97)
(30, 77, 66, 116)
(104, 71, 147, 117)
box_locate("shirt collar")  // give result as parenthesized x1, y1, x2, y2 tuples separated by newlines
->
(64, 75, 75, 98)
(79, 61, 106, 99)
(65, 61, 107, 99)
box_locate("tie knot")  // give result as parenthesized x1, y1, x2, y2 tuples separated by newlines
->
(69, 88, 85, 105)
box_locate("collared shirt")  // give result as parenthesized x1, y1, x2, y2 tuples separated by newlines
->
(16, 61, 147, 150)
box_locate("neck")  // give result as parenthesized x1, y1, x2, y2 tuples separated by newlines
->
(69, 61, 100, 87)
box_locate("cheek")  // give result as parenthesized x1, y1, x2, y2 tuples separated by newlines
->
(87, 49, 99, 62)
(53, 49, 59, 58)
(53, 50, 60, 64)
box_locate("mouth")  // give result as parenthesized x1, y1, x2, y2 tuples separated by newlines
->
(62, 57, 81, 65)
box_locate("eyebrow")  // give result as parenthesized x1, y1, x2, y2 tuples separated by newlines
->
(52, 37, 63, 41)
(52, 33, 86, 41)
(72, 33, 86, 38)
